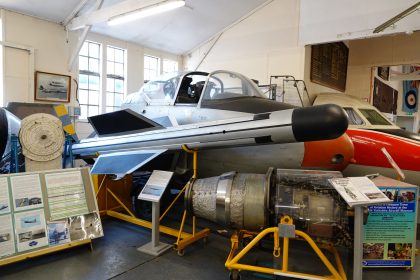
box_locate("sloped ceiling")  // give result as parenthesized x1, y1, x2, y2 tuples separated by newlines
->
(0, 0, 268, 54)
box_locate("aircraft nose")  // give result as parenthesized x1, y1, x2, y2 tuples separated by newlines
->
(0, 108, 21, 158)
(301, 133, 354, 171)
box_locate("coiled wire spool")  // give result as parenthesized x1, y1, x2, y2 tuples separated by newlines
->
(19, 113, 64, 170)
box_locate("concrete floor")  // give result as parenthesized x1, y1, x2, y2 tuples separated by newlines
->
(0, 218, 419, 280)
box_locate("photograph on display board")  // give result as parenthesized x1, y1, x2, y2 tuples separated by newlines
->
(68, 212, 103, 242)
(14, 209, 48, 252)
(363, 243, 384, 259)
(47, 221, 70, 246)
(10, 174, 44, 212)
(0, 177, 10, 214)
(387, 243, 413, 260)
(0, 215, 16, 257)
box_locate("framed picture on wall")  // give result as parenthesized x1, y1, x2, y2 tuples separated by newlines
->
(35, 71, 71, 103)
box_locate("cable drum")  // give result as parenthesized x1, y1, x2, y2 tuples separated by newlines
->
(19, 113, 64, 162)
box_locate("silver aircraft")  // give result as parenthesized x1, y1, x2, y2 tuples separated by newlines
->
(121, 70, 354, 176)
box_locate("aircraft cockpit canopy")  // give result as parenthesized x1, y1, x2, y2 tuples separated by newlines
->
(201, 70, 265, 102)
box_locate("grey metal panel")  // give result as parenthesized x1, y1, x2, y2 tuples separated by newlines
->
(90, 149, 167, 176)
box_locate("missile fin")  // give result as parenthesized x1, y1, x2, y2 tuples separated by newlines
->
(91, 149, 167, 176)
(88, 109, 163, 137)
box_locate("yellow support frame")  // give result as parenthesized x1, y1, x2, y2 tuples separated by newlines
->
(97, 145, 210, 255)
(225, 216, 347, 280)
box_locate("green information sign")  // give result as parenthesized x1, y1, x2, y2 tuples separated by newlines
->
(363, 186, 417, 267)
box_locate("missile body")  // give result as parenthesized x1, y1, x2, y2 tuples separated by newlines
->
(72, 104, 348, 157)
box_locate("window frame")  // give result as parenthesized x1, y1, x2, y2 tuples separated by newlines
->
(106, 45, 126, 113)
(78, 41, 101, 120)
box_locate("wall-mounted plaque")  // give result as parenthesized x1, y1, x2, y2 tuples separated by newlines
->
(310, 42, 349, 92)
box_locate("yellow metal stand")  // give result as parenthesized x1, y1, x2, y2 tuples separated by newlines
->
(0, 239, 92, 266)
(225, 216, 347, 280)
(97, 145, 210, 255)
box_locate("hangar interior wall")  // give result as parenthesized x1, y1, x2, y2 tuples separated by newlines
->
(183, 0, 420, 131)
(0, 9, 181, 138)
(183, 0, 305, 85)
(345, 32, 420, 132)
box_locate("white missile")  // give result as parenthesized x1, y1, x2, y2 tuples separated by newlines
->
(71, 104, 348, 176)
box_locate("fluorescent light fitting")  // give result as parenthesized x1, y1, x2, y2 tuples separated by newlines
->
(108, 0, 185, 26)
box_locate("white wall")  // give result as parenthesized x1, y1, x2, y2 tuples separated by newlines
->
(299, 0, 420, 45)
(1, 9, 78, 106)
(344, 33, 420, 132)
(184, 0, 305, 85)
(0, 9, 182, 138)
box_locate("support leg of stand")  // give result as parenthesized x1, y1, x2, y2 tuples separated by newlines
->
(353, 206, 363, 280)
(137, 202, 172, 256)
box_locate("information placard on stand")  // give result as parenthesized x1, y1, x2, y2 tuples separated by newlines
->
(137, 170, 173, 256)
(329, 176, 393, 280)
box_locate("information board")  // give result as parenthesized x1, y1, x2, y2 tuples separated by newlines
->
(0, 168, 103, 261)
(362, 186, 418, 267)
(138, 170, 173, 202)
(310, 42, 348, 92)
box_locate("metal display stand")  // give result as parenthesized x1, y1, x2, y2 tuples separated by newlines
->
(353, 206, 364, 280)
(137, 170, 173, 256)
(137, 202, 172, 256)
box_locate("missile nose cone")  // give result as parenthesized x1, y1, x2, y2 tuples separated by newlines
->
(0, 108, 9, 158)
(0, 108, 21, 159)
(292, 104, 348, 142)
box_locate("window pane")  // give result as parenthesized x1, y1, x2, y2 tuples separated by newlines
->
(107, 61, 114, 75)
(80, 43, 88, 56)
(115, 49, 124, 63)
(79, 74, 88, 89)
(107, 78, 114, 92)
(89, 58, 99, 73)
(89, 76, 100, 90)
(79, 56, 88, 71)
(115, 93, 123, 107)
(144, 56, 150, 68)
(89, 43, 99, 58)
(115, 63, 123, 76)
(144, 70, 150, 82)
(90, 90, 99, 105)
(106, 106, 114, 113)
(80, 105, 88, 120)
(107, 46, 114, 61)
(79, 89, 88, 104)
(359, 109, 392, 126)
(343, 107, 364, 125)
(89, 105, 99, 117)
(115, 79, 124, 93)
(106, 92, 114, 106)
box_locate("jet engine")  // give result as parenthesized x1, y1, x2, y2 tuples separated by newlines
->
(185, 168, 352, 246)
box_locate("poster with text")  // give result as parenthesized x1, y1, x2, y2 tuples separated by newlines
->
(14, 209, 48, 252)
(10, 174, 43, 211)
(0, 177, 11, 214)
(0, 215, 16, 258)
(363, 187, 417, 267)
(45, 171, 88, 220)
